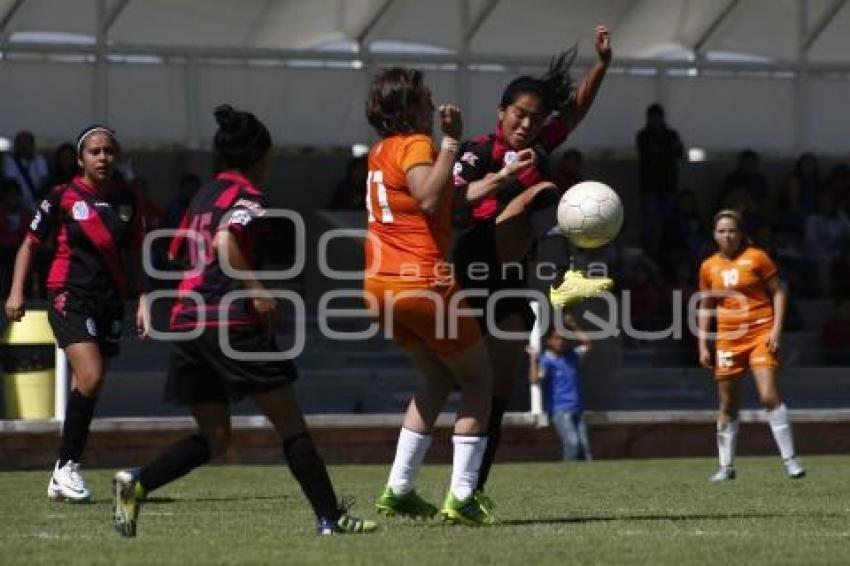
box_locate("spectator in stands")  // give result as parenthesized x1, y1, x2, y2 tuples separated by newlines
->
(48, 143, 79, 188)
(130, 177, 163, 232)
(720, 182, 763, 239)
(773, 176, 814, 296)
(659, 188, 708, 279)
(327, 155, 368, 209)
(551, 148, 584, 190)
(820, 299, 850, 365)
(782, 152, 822, 216)
(163, 173, 202, 229)
(719, 150, 770, 213)
(625, 259, 664, 331)
(830, 251, 850, 304)
(0, 179, 31, 298)
(825, 164, 850, 216)
(527, 315, 592, 461)
(667, 259, 699, 361)
(636, 103, 684, 257)
(774, 177, 806, 255)
(804, 192, 850, 297)
(2, 130, 49, 212)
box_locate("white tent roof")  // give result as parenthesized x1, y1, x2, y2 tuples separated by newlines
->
(1, 0, 848, 66)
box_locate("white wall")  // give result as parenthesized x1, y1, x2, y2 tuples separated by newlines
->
(1, 59, 848, 156)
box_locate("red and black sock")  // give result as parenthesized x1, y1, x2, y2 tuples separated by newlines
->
(283, 433, 339, 520)
(58, 389, 97, 466)
(138, 434, 211, 493)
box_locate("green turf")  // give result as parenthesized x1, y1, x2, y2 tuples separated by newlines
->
(1, 456, 848, 565)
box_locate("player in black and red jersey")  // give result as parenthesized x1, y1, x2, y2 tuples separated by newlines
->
(452, 26, 613, 504)
(110, 105, 376, 538)
(5, 126, 148, 502)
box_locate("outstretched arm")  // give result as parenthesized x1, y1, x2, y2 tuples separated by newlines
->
(563, 25, 612, 131)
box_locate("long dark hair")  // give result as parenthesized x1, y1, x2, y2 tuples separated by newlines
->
(365, 67, 429, 137)
(499, 46, 578, 114)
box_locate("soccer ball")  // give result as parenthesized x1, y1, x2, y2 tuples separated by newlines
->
(556, 181, 624, 249)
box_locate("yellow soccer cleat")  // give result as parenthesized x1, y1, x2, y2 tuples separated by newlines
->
(439, 491, 496, 527)
(549, 270, 614, 308)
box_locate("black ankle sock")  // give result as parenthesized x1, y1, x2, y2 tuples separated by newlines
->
(58, 389, 97, 466)
(138, 434, 211, 493)
(283, 433, 338, 520)
(476, 396, 510, 492)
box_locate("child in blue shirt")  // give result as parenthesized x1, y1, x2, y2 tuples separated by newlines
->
(528, 314, 592, 461)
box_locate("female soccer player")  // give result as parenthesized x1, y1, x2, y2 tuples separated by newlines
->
(4, 126, 148, 502)
(451, 25, 613, 498)
(698, 209, 805, 481)
(111, 105, 375, 537)
(363, 68, 495, 525)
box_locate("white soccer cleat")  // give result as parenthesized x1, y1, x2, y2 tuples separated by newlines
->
(709, 465, 736, 482)
(783, 457, 806, 479)
(47, 460, 92, 502)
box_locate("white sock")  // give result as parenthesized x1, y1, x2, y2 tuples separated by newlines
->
(450, 435, 488, 501)
(387, 427, 432, 495)
(717, 419, 739, 467)
(766, 404, 796, 460)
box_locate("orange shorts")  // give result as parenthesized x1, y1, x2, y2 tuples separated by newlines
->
(364, 275, 481, 358)
(714, 328, 779, 380)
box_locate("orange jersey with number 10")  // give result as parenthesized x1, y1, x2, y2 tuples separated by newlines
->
(365, 134, 452, 277)
(699, 246, 778, 333)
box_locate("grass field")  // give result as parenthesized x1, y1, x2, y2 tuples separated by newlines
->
(1, 456, 848, 565)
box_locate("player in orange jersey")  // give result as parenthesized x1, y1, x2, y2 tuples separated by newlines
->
(697, 209, 805, 481)
(363, 68, 497, 525)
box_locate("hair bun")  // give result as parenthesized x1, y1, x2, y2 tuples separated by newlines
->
(213, 104, 240, 132)
(212, 103, 272, 170)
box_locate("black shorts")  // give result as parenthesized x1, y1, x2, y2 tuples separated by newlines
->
(164, 326, 299, 405)
(453, 222, 534, 335)
(47, 292, 123, 358)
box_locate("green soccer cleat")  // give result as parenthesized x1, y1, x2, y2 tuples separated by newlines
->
(439, 491, 496, 526)
(112, 469, 145, 538)
(318, 497, 378, 535)
(474, 490, 495, 516)
(375, 485, 438, 519)
(549, 270, 614, 309)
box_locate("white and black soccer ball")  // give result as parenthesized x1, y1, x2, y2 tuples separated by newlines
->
(556, 181, 624, 249)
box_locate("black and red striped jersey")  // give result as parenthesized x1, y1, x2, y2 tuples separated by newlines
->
(169, 170, 269, 330)
(27, 175, 144, 306)
(453, 115, 571, 223)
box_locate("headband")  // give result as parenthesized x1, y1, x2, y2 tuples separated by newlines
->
(76, 126, 115, 154)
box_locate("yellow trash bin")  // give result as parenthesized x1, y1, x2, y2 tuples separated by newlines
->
(1, 310, 56, 420)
